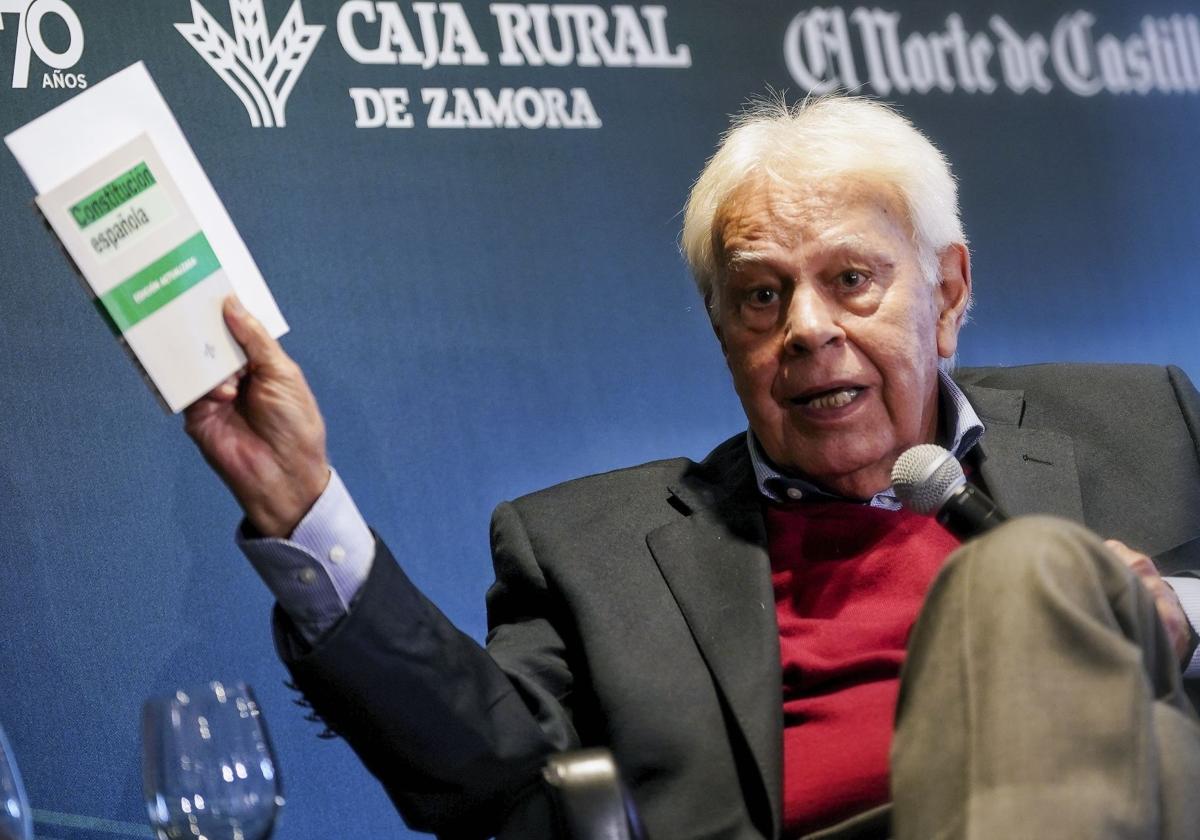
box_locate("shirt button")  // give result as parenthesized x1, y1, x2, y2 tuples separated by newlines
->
(786, 487, 804, 500)
(298, 568, 318, 585)
(329, 545, 346, 565)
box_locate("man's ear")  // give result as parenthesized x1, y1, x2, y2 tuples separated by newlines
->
(935, 243, 971, 360)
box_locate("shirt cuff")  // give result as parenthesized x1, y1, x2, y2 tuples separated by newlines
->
(1164, 575, 1200, 678)
(237, 468, 375, 643)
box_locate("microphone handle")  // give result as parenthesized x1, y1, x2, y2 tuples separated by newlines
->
(936, 483, 1009, 541)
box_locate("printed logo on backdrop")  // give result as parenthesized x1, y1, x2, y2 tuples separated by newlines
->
(785, 7, 1200, 96)
(0, 0, 86, 90)
(176, 0, 324, 127)
(174, 1, 691, 130)
(337, 3, 690, 130)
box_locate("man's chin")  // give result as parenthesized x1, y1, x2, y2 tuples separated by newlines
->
(788, 451, 896, 500)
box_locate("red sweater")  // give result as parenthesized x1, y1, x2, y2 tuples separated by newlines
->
(766, 502, 961, 837)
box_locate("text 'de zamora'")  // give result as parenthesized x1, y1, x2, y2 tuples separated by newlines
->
(349, 86, 602, 128)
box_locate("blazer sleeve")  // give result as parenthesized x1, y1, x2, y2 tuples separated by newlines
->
(275, 501, 580, 838)
(1157, 366, 1200, 576)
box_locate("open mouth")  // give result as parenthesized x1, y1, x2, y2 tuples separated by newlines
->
(791, 386, 865, 410)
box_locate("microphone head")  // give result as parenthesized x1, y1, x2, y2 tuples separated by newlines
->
(891, 444, 967, 515)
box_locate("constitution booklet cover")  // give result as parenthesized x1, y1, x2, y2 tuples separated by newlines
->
(5, 62, 287, 413)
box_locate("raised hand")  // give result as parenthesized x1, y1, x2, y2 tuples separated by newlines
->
(185, 296, 330, 537)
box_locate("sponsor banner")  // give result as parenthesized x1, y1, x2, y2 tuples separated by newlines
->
(175, 0, 324, 127)
(0, 0, 86, 89)
(785, 7, 1200, 96)
(176, 0, 690, 129)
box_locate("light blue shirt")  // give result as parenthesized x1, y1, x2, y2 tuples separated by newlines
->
(239, 377, 1200, 674)
(238, 468, 374, 643)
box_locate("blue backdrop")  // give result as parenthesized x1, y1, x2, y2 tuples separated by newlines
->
(2, 1, 1199, 837)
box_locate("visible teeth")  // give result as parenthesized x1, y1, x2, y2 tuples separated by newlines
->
(806, 388, 861, 409)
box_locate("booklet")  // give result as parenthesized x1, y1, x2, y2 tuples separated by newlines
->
(5, 62, 287, 413)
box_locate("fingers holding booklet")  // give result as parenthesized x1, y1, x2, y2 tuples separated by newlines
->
(184, 295, 330, 539)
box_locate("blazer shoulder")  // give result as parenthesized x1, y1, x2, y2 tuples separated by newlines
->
(954, 361, 1182, 392)
(503, 433, 749, 528)
(511, 456, 694, 511)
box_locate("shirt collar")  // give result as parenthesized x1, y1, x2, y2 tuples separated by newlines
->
(747, 369, 985, 509)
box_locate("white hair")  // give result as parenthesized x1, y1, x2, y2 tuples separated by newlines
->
(681, 95, 966, 319)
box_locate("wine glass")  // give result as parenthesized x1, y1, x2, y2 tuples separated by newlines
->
(0, 722, 32, 840)
(141, 681, 283, 840)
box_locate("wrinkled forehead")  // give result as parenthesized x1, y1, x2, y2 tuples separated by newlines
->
(712, 174, 914, 262)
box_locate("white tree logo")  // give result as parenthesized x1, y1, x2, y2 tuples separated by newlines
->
(175, 0, 323, 127)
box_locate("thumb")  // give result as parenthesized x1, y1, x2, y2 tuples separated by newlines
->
(223, 295, 281, 366)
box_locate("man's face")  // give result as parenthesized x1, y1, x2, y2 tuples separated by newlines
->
(712, 177, 970, 500)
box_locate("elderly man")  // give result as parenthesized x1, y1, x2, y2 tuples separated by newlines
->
(187, 96, 1200, 839)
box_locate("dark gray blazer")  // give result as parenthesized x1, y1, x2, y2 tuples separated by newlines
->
(281, 364, 1200, 840)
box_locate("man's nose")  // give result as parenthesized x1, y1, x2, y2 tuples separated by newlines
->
(783, 285, 843, 354)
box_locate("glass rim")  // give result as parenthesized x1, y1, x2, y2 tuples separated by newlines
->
(139, 679, 285, 808)
(140, 679, 258, 709)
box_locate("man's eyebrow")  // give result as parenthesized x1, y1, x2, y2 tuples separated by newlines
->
(819, 239, 896, 267)
(725, 248, 773, 271)
(726, 242, 897, 273)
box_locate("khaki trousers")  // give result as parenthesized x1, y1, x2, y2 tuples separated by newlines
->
(883, 516, 1200, 840)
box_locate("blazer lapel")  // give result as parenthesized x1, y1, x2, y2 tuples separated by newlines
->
(646, 452, 782, 839)
(962, 382, 1085, 522)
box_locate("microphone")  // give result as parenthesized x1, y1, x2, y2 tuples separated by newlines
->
(891, 444, 1008, 540)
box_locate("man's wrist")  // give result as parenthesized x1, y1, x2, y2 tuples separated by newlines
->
(243, 464, 332, 538)
(238, 467, 375, 643)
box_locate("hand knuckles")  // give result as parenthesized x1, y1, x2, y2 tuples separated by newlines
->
(1127, 555, 1154, 573)
(265, 354, 299, 377)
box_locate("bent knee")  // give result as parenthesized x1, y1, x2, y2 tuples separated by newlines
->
(943, 515, 1125, 592)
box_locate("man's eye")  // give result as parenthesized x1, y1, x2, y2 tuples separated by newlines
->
(747, 288, 779, 307)
(837, 270, 869, 291)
